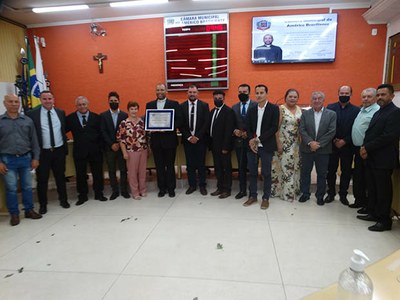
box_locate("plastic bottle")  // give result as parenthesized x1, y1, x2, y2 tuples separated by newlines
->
(337, 249, 373, 300)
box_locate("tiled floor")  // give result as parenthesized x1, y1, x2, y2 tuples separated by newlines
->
(0, 177, 399, 300)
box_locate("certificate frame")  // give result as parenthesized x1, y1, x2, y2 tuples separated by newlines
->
(145, 109, 175, 131)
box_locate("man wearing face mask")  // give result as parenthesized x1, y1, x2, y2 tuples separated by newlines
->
(100, 91, 129, 200)
(208, 91, 235, 199)
(232, 84, 258, 199)
(325, 85, 360, 205)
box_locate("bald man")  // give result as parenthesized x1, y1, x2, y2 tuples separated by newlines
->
(0, 95, 42, 226)
(325, 85, 360, 205)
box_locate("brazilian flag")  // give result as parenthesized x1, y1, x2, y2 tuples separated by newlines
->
(26, 38, 41, 108)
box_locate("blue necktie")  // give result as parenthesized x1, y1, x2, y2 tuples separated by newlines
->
(241, 103, 246, 117)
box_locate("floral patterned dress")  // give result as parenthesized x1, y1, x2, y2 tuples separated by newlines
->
(116, 118, 148, 152)
(271, 105, 302, 201)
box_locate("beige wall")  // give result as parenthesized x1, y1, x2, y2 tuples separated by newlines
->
(0, 19, 26, 83)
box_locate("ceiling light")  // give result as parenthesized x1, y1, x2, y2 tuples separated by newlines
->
(110, 0, 169, 7)
(32, 5, 89, 13)
(91, 23, 107, 37)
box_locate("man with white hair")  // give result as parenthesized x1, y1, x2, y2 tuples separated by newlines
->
(66, 96, 107, 205)
(350, 88, 380, 211)
(299, 91, 336, 206)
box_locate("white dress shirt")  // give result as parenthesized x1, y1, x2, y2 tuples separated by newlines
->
(41, 107, 63, 149)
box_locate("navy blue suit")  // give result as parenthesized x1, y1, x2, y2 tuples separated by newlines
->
(326, 102, 360, 198)
(246, 102, 279, 199)
(232, 100, 257, 193)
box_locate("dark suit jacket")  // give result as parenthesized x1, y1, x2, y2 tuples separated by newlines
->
(326, 102, 360, 146)
(100, 109, 128, 151)
(208, 105, 235, 152)
(180, 99, 210, 144)
(26, 106, 68, 154)
(299, 108, 337, 154)
(146, 99, 183, 149)
(246, 102, 279, 152)
(363, 102, 400, 169)
(66, 111, 103, 159)
(232, 100, 258, 148)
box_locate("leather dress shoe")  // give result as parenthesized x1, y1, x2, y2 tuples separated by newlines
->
(218, 192, 231, 199)
(368, 222, 392, 232)
(39, 206, 47, 215)
(76, 198, 87, 206)
(317, 198, 325, 206)
(235, 191, 247, 199)
(357, 207, 368, 214)
(349, 202, 362, 209)
(60, 201, 70, 208)
(357, 214, 377, 222)
(168, 190, 175, 197)
(95, 194, 108, 201)
(340, 196, 349, 206)
(10, 214, 20, 226)
(25, 210, 42, 219)
(324, 195, 335, 203)
(260, 199, 269, 210)
(210, 189, 222, 196)
(200, 187, 207, 196)
(158, 191, 166, 198)
(109, 192, 119, 200)
(298, 194, 310, 203)
(121, 192, 130, 199)
(185, 186, 196, 195)
(243, 197, 257, 207)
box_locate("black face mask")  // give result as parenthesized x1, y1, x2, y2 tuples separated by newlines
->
(339, 95, 350, 103)
(238, 93, 249, 102)
(214, 99, 224, 108)
(109, 102, 119, 110)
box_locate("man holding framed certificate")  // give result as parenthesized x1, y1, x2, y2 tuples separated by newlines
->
(145, 83, 182, 198)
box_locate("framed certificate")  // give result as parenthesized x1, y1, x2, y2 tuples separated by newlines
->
(145, 109, 175, 131)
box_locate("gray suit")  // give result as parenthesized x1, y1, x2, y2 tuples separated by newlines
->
(299, 108, 336, 199)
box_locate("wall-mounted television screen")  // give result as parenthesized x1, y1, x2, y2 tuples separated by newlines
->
(252, 13, 338, 64)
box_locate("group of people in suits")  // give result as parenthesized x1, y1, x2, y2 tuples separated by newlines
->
(26, 91, 127, 214)
(1, 83, 399, 231)
(297, 84, 400, 232)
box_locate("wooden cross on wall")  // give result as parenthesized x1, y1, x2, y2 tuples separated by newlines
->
(93, 53, 107, 73)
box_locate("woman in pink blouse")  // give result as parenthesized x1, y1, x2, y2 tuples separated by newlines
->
(117, 101, 148, 200)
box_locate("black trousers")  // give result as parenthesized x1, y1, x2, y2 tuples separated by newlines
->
(183, 142, 207, 188)
(235, 141, 248, 193)
(212, 149, 232, 193)
(74, 153, 104, 198)
(104, 149, 128, 194)
(326, 146, 354, 197)
(352, 147, 368, 207)
(36, 147, 68, 206)
(151, 146, 177, 193)
(365, 166, 393, 224)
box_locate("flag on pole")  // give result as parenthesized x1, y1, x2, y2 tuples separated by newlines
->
(34, 36, 46, 92)
(26, 37, 41, 108)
